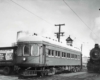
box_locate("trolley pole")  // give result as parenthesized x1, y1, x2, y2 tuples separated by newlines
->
(55, 24, 65, 42)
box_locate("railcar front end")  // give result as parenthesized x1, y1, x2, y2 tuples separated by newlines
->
(14, 41, 47, 76)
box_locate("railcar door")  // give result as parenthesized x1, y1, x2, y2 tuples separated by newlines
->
(42, 44, 46, 65)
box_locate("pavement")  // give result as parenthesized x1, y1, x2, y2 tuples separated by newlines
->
(95, 77, 100, 80)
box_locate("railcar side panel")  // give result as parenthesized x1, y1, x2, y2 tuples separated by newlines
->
(46, 57, 81, 66)
(44, 44, 81, 66)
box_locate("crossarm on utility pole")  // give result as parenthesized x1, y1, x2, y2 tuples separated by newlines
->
(55, 24, 65, 42)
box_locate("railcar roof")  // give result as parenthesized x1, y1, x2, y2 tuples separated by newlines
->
(18, 35, 81, 52)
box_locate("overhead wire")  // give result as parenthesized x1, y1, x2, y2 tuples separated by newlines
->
(63, 0, 92, 30)
(11, 0, 95, 43)
(10, 0, 53, 26)
(63, 0, 98, 39)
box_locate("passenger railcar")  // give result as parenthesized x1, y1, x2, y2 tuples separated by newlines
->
(0, 46, 17, 75)
(15, 35, 82, 76)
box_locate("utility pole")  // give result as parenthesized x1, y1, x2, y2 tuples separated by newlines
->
(55, 24, 65, 42)
(81, 44, 83, 70)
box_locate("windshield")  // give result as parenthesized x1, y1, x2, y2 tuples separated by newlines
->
(31, 44, 39, 56)
(17, 44, 39, 56)
(23, 44, 31, 56)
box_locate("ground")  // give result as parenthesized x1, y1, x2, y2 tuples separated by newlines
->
(0, 71, 100, 80)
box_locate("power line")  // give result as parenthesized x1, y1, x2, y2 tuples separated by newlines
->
(10, 0, 97, 43)
(63, 0, 91, 30)
(63, 0, 98, 42)
(11, 0, 53, 26)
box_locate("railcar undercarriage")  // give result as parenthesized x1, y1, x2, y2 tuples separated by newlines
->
(18, 65, 81, 77)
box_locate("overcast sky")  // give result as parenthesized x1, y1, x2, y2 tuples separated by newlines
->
(0, 0, 100, 56)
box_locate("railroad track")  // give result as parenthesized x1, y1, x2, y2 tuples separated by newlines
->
(0, 71, 100, 80)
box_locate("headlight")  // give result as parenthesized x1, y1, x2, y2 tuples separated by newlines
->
(90, 49, 100, 60)
(23, 57, 26, 61)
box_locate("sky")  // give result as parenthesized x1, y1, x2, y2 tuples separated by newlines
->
(0, 0, 100, 57)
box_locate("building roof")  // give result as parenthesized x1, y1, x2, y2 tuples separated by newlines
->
(66, 36, 73, 41)
(18, 35, 81, 52)
(0, 46, 17, 50)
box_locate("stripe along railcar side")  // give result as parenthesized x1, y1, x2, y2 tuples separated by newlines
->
(15, 35, 82, 76)
(0, 46, 17, 75)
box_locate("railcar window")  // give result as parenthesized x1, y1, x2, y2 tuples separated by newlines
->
(31, 44, 39, 56)
(55, 51, 60, 57)
(55, 51, 58, 56)
(58, 51, 60, 57)
(46, 49, 48, 56)
(73, 54, 75, 58)
(48, 49, 54, 57)
(62, 52, 66, 57)
(52, 50, 54, 56)
(48, 49, 51, 56)
(67, 53, 70, 58)
(62, 52, 64, 57)
(77, 55, 80, 59)
(69, 53, 70, 58)
(71, 54, 74, 58)
(64, 52, 66, 57)
(75, 55, 77, 58)
(17, 45, 23, 56)
(23, 45, 30, 56)
(71, 54, 72, 58)
(74, 54, 75, 58)
(67, 53, 68, 57)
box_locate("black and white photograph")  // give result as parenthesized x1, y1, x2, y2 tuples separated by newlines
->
(0, 0, 100, 80)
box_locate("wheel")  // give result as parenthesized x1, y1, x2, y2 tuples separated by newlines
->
(37, 72, 45, 77)
(37, 72, 41, 77)
(18, 69, 24, 78)
(72, 68, 77, 73)
(44, 71, 48, 76)
(52, 68, 56, 75)
(3, 67, 11, 75)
